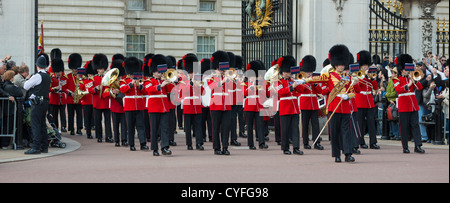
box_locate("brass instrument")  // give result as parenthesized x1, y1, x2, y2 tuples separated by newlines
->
(295, 72, 306, 80)
(101, 68, 120, 98)
(225, 68, 238, 80)
(410, 68, 425, 81)
(353, 70, 365, 80)
(163, 68, 179, 83)
(73, 74, 85, 103)
(264, 64, 281, 83)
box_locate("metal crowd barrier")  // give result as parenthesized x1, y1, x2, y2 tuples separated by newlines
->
(0, 97, 17, 150)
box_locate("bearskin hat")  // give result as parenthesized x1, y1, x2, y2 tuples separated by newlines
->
(395, 54, 413, 72)
(227, 52, 236, 68)
(51, 58, 65, 73)
(112, 54, 125, 61)
(357, 50, 372, 67)
(68, 53, 83, 69)
(277, 55, 296, 73)
(346, 52, 355, 71)
(184, 54, 199, 74)
(124, 56, 142, 76)
(110, 59, 126, 77)
(201, 58, 211, 74)
(235, 55, 243, 71)
(246, 60, 264, 77)
(211, 50, 230, 70)
(143, 53, 154, 77)
(300, 55, 317, 73)
(329, 45, 350, 67)
(50, 48, 62, 60)
(84, 61, 97, 76)
(167, 56, 177, 69)
(92, 53, 109, 70)
(149, 54, 168, 74)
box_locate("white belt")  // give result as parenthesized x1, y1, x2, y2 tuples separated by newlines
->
(184, 96, 199, 100)
(246, 95, 260, 99)
(212, 93, 229, 96)
(359, 91, 372, 95)
(280, 96, 297, 101)
(148, 95, 167, 99)
(124, 96, 144, 99)
(228, 90, 237, 93)
(235, 89, 242, 92)
(300, 94, 316, 98)
(399, 92, 415, 97)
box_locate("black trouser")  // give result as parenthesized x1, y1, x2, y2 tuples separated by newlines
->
(143, 110, 151, 140)
(112, 112, 127, 143)
(301, 110, 320, 145)
(358, 107, 377, 145)
(169, 109, 176, 141)
(127, 110, 146, 146)
(329, 112, 353, 158)
(31, 100, 49, 151)
(201, 107, 212, 141)
(94, 108, 112, 140)
(280, 114, 300, 151)
(83, 105, 93, 137)
(177, 105, 183, 128)
(246, 111, 264, 147)
(211, 110, 231, 150)
(237, 105, 246, 136)
(274, 112, 281, 143)
(184, 114, 203, 146)
(149, 112, 169, 151)
(49, 104, 66, 129)
(229, 105, 239, 141)
(67, 103, 83, 132)
(399, 111, 422, 149)
(350, 112, 361, 149)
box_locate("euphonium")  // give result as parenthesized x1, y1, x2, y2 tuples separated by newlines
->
(264, 64, 281, 83)
(101, 68, 120, 98)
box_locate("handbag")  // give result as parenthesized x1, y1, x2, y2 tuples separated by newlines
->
(387, 103, 399, 121)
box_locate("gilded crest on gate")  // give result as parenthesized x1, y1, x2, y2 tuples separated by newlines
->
(245, 0, 274, 38)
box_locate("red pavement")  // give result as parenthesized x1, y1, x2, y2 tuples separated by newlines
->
(0, 132, 448, 183)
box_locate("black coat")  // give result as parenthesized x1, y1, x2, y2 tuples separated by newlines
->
(2, 80, 23, 116)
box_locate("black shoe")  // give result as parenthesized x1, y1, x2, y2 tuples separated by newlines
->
(187, 145, 193, 150)
(76, 130, 83, 136)
(239, 132, 247, 138)
(70, 131, 75, 136)
(283, 150, 291, 155)
(214, 149, 223, 155)
(169, 140, 177, 146)
(360, 144, 368, 149)
(122, 141, 129, 147)
(259, 144, 269, 150)
(24, 148, 41, 155)
(249, 146, 257, 150)
(370, 144, 380, 149)
(353, 148, 361, 154)
(304, 144, 312, 149)
(179, 126, 184, 130)
(230, 140, 241, 146)
(293, 149, 304, 155)
(162, 148, 172, 155)
(153, 150, 160, 156)
(196, 144, 204, 151)
(40, 148, 48, 153)
(222, 149, 230, 155)
(403, 148, 410, 153)
(115, 142, 120, 147)
(414, 146, 425, 154)
(105, 137, 114, 143)
(130, 146, 136, 151)
(345, 155, 355, 162)
(87, 134, 93, 139)
(140, 145, 149, 151)
(97, 138, 102, 143)
(61, 127, 67, 132)
(314, 143, 324, 150)
(335, 157, 342, 163)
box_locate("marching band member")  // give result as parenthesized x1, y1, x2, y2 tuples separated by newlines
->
(356, 50, 380, 149)
(179, 54, 205, 150)
(122, 56, 148, 151)
(110, 56, 128, 147)
(142, 53, 154, 142)
(346, 55, 363, 155)
(89, 54, 114, 143)
(144, 54, 174, 156)
(235, 55, 247, 139)
(209, 50, 233, 155)
(244, 60, 268, 150)
(269, 59, 281, 145)
(274, 55, 302, 155)
(295, 55, 324, 150)
(48, 58, 67, 132)
(80, 61, 96, 139)
(167, 55, 178, 146)
(393, 54, 425, 154)
(65, 53, 84, 136)
(306, 45, 357, 162)
(227, 52, 241, 146)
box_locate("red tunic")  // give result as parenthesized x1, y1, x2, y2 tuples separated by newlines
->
(208, 76, 233, 111)
(179, 82, 204, 115)
(295, 83, 322, 111)
(393, 76, 423, 113)
(88, 75, 111, 109)
(355, 77, 378, 109)
(120, 76, 146, 111)
(80, 77, 94, 106)
(276, 78, 300, 116)
(243, 82, 265, 112)
(49, 73, 67, 106)
(144, 78, 172, 113)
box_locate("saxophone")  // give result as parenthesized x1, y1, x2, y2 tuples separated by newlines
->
(73, 74, 87, 103)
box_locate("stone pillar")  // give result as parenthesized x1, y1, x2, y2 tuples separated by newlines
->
(403, 0, 441, 58)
